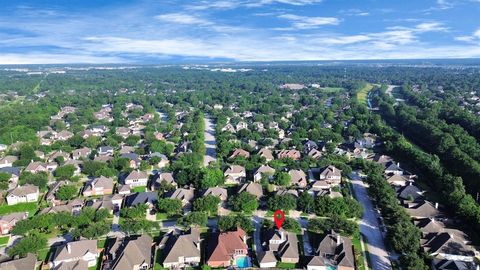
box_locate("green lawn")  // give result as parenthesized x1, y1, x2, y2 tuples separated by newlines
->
(356, 83, 374, 105)
(0, 236, 9, 246)
(276, 262, 297, 269)
(156, 213, 168, 221)
(0, 202, 38, 216)
(132, 186, 147, 193)
(352, 234, 368, 270)
(321, 87, 343, 93)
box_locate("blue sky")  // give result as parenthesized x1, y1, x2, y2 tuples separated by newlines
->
(1, 0, 480, 64)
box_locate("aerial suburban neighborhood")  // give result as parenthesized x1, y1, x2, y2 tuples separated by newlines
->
(1, 1, 480, 269)
(0, 62, 479, 270)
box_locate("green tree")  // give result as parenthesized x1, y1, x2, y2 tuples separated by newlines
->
(273, 172, 291, 186)
(7, 234, 47, 257)
(19, 172, 48, 190)
(157, 198, 183, 217)
(193, 195, 221, 216)
(200, 167, 224, 188)
(297, 191, 314, 213)
(229, 192, 258, 213)
(0, 172, 10, 190)
(54, 165, 75, 180)
(56, 185, 78, 201)
(178, 211, 208, 227)
(267, 194, 297, 212)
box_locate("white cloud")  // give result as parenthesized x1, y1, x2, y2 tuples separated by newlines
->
(0, 53, 123, 64)
(154, 13, 212, 25)
(415, 22, 448, 32)
(455, 28, 480, 43)
(278, 14, 340, 29)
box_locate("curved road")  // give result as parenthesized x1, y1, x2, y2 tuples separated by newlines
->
(351, 172, 392, 270)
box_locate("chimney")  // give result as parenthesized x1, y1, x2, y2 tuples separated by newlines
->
(336, 234, 341, 245)
(397, 162, 400, 167)
(431, 217, 435, 223)
(66, 243, 71, 254)
(435, 202, 439, 209)
(409, 181, 413, 186)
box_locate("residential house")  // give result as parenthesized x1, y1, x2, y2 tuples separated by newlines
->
(117, 185, 131, 195)
(72, 147, 91, 160)
(48, 150, 70, 163)
(56, 130, 74, 141)
(307, 149, 322, 160)
(277, 149, 301, 160)
(154, 172, 176, 189)
(319, 165, 342, 182)
(0, 253, 37, 270)
(313, 232, 355, 270)
(45, 181, 65, 206)
(405, 201, 442, 219)
(222, 123, 236, 133)
(85, 194, 123, 213)
(397, 184, 424, 202)
(202, 187, 228, 202)
(24, 161, 48, 173)
(165, 188, 195, 212)
(257, 251, 277, 268)
(97, 146, 114, 156)
(303, 140, 318, 154)
(83, 176, 114, 197)
(384, 161, 403, 175)
(253, 165, 275, 182)
(238, 182, 263, 199)
(121, 153, 141, 169)
(288, 169, 307, 188)
(423, 232, 477, 262)
(206, 228, 249, 267)
(124, 170, 149, 187)
(116, 127, 131, 138)
(104, 235, 153, 270)
(236, 121, 248, 131)
(262, 228, 299, 264)
(162, 228, 201, 269)
(387, 174, 412, 186)
(229, 149, 250, 159)
(124, 192, 158, 209)
(50, 240, 98, 269)
(432, 259, 478, 270)
(258, 148, 274, 162)
(224, 165, 246, 184)
(6, 184, 39, 205)
(148, 152, 169, 168)
(0, 156, 17, 168)
(0, 212, 28, 235)
(119, 145, 135, 155)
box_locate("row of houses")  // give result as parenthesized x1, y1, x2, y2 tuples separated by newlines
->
(373, 154, 479, 270)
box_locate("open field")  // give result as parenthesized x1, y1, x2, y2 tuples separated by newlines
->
(356, 83, 374, 105)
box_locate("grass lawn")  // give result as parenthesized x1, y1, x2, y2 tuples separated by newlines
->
(156, 213, 168, 221)
(132, 186, 147, 193)
(0, 202, 38, 216)
(356, 83, 374, 105)
(276, 262, 297, 269)
(320, 87, 343, 93)
(0, 236, 9, 246)
(97, 238, 107, 249)
(37, 247, 52, 262)
(352, 234, 368, 270)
